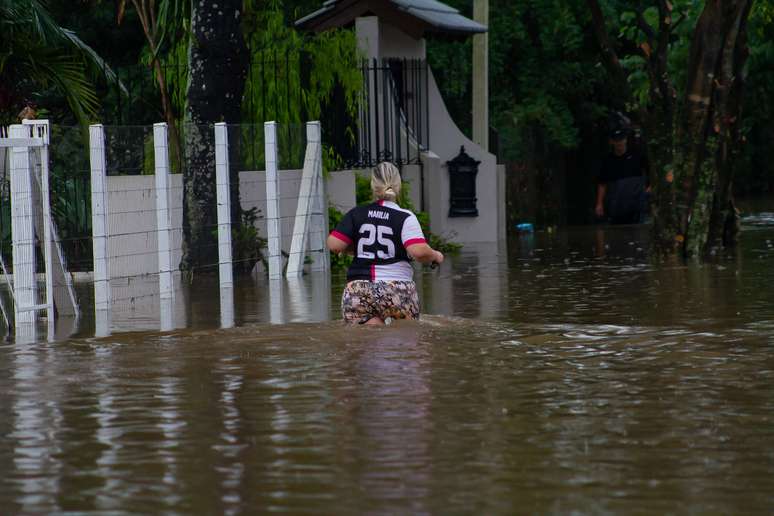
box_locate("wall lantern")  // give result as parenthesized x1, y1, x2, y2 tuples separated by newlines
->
(447, 146, 480, 217)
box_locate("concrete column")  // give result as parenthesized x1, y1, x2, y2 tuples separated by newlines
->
(214, 123, 233, 288)
(153, 123, 174, 301)
(89, 124, 111, 311)
(472, 0, 489, 151)
(264, 122, 283, 279)
(286, 122, 320, 277)
(309, 125, 329, 273)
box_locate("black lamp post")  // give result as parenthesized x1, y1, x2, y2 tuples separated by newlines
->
(447, 146, 480, 217)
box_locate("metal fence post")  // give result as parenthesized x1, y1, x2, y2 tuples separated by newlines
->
(153, 123, 174, 300)
(89, 124, 111, 312)
(264, 121, 283, 279)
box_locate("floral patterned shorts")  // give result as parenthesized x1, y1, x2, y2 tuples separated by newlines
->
(341, 280, 420, 324)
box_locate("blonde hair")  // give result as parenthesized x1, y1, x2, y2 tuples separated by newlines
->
(371, 162, 401, 202)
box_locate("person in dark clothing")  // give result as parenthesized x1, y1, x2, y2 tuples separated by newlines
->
(595, 127, 649, 224)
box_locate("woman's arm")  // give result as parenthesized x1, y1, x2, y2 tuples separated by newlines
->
(406, 242, 443, 265)
(595, 183, 607, 218)
(327, 234, 353, 255)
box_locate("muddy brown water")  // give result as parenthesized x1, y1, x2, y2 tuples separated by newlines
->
(1, 214, 773, 513)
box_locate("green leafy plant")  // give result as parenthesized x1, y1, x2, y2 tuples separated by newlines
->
(211, 206, 267, 274)
(233, 207, 267, 273)
(0, 0, 122, 126)
(328, 206, 353, 270)
(240, 0, 363, 170)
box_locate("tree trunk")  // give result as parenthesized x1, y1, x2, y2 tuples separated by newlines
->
(658, 0, 753, 259)
(182, 0, 248, 273)
(586, 0, 753, 260)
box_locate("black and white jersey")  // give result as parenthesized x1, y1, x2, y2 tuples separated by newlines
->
(330, 200, 426, 282)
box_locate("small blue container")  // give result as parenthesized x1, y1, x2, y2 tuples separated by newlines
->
(515, 223, 534, 233)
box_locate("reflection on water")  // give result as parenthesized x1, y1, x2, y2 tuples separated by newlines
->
(1, 218, 774, 512)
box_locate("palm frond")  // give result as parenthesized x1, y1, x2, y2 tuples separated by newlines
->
(1, 0, 122, 122)
(152, 0, 189, 59)
(62, 29, 128, 96)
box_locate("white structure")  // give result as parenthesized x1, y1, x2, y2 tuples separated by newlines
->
(0, 120, 78, 338)
(89, 124, 111, 311)
(214, 122, 234, 289)
(297, 0, 506, 243)
(263, 122, 283, 279)
(286, 121, 328, 276)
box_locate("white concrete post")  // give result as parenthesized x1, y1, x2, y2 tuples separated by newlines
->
(268, 278, 284, 324)
(309, 122, 329, 272)
(153, 123, 174, 300)
(9, 124, 37, 325)
(214, 123, 233, 289)
(286, 122, 319, 276)
(220, 287, 234, 329)
(95, 308, 111, 338)
(264, 122, 283, 279)
(160, 296, 175, 332)
(89, 124, 111, 311)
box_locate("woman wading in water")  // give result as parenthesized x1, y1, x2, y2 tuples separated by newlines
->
(327, 162, 444, 325)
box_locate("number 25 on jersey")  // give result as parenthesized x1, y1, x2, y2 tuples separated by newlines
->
(357, 223, 395, 259)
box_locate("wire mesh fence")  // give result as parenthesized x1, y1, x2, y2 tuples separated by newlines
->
(92, 122, 329, 315)
(0, 118, 341, 337)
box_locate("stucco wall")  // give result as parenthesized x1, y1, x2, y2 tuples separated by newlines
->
(380, 22, 425, 59)
(421, 72, 500, 242)
(106, 174, 184, 278)
(354, 16, 503, 243)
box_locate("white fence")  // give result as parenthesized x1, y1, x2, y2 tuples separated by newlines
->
(1, 121, 356, 340)
(0, 121, 79, 342)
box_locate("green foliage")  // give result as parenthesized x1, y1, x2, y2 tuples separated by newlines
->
(737, 1, 774, 194)
(0, 0, 119, 125)
(427, 0, 608, 162)
(233, 207, 268, 273)
(327, 206, 353, 270)
(211, 206, 267, 273)
(240, 0, 363, 170)
(355, 174, 373, 205)
(613, 0, 700, 114)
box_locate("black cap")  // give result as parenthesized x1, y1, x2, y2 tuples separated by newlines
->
(609, 127, 628, 140)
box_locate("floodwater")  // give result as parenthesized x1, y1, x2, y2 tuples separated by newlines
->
(1, 212, 774, 513)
